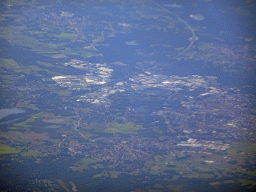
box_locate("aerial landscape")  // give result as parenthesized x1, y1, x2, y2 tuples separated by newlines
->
(0, 0, 256, 191)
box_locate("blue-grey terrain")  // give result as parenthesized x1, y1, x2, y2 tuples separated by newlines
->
(0, 0, 256, 191)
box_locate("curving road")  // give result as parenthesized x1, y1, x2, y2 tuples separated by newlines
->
(149, 0, 196, 55)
